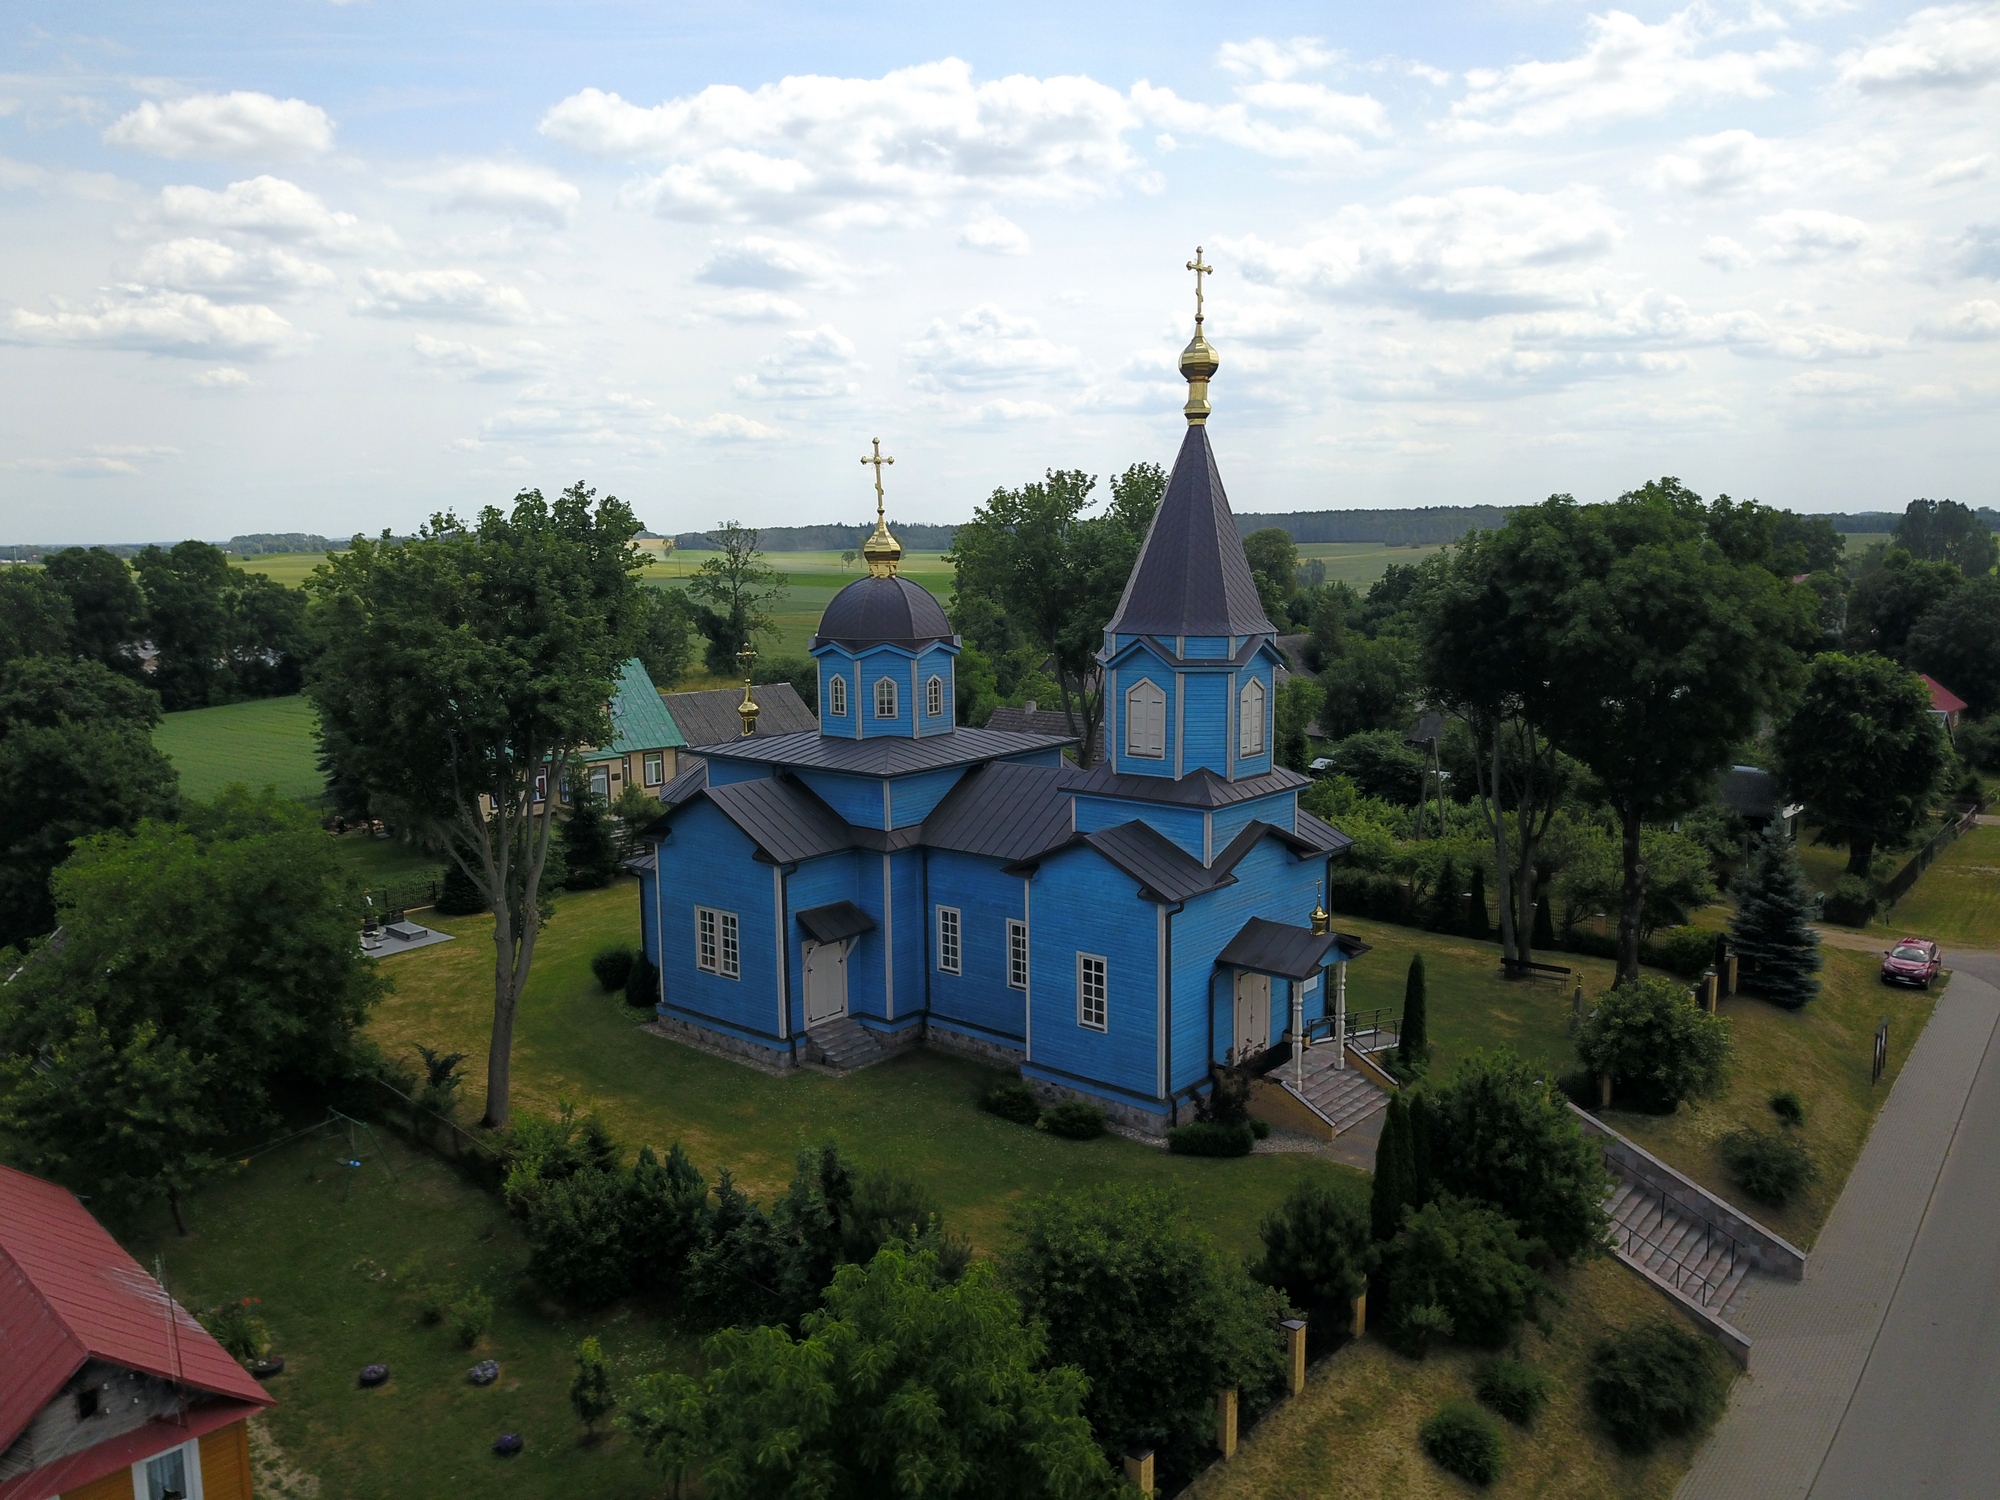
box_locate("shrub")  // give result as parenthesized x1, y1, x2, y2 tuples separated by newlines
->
(1399, 954, 1429, 1076)
(414, 1282, 450, 1325)
(591, 945, 636, 992)
(1589, 1318, 1729, 1454)
(1041, 1099, 1106, 1140)
(1325, 865, 1411, 924)
(1719, 1128, 1815, 1206)
(1420, 1400, 1505, 1484)
(1377, 1196, 1546, 1352)
(1195, 1061, 1253, 1125)
(1770, 1089, 1805, 1126)
(528, 1168, 632, 1306)
(199, 1298, 271, 1365)
(1250, 1117, 1271, 1140)
(1476, 1358, 1551, 1427)
(570, 1336, 615, 1435)
(623, 953, 659, 1008)
(1398, 1301, 1454, 1359)
(1820, 874, 1877, 927)
(1958, 714, 2000, 772)
(450, 1288, 493, 1349)
(1647, 926, 1722, 981)
(980, 1076, 1040, 1125)
(435, 860, 486, 916)
(1575, 975, 1731, 1114)
(1167, 1121, 1256, 1157)
(1252, 1176, 1369, 1348)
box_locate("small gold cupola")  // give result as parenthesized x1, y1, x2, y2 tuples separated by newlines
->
(1311, 880, 1330, 937)
(859, 437, 901, 576)
(735, 641, 760, 736)
(1180, 246, 1219, 426)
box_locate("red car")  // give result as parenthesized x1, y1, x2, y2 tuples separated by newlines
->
(1881, 938, 1942, 988)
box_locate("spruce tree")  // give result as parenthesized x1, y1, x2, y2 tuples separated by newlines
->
(1406, 1091, 1435, 1206)
(1466, 864, 1491, 941)
(1370, 1095, 1411, 1243)
(1428, 856, 1461, 934)
(1729, 823, 1822, 1008)
(1532, 882, 1556, 950)
(561, 785, 622, 890)
(1399, 954, 1430, 1076)
(436, 858, 486, 916)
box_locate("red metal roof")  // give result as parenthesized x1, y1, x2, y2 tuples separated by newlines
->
(1921, 674, 1968, 715)
(0, 1399, 261, 1500)
(0, 1164, 271, 1461)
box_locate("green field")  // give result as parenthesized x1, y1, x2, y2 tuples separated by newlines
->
(649, 550, 955, 662)
(154, 695, 325, 802)
(1881, 824, 2000, 949)
(228, 552, 337, 588)
(1294, 540, 1451, 587)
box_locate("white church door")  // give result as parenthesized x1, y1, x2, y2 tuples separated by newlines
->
(803, 940, 848, 1026)
(1233, 970, 1271, 1063)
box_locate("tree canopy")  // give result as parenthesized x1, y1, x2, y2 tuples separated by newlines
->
(1905, 576, 2000, 718)
(685, 522, 784, 677)
(1893, 498, 1997, 579)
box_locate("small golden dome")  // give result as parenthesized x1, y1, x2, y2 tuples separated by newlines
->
(1181, 246, 1218, 426)
(860, 437, 901, 577)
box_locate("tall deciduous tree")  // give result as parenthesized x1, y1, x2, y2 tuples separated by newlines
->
(305, 484, 641, 1127)
(685, 522, 783, 677)
(1906, 577, 2000, 719)
(1241, 527, 1299, 622)
(1893, 497, 1998, 579)
(1843, 550, 1962, 660)
(0, 568, 74, 666)
(1775, 652, 1948, 878)
(42, 547, 147, 675)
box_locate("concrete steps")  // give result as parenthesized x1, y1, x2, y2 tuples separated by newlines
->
(1606, 1179, 1753, 1311)
(1276, 1047, 1390, 1134)
(803, 1015, 889, 1072)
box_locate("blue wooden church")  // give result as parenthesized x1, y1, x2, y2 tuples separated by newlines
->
(636, 283, 1368, 1132)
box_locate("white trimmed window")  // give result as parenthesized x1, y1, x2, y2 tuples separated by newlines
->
(927, 674, 945, 719)
(875, 677, 898, 719)
(644, 752, 664, 787)
(1078, 953, 1108, 1031)
(1007, 920, 1029, 990)
(697, 907, 740, 978)
(1239, 677, 1266, 756)
(1126, 678, 1166, 758)
(589, 764, 610, 799)
(534, 770, 549, 803)
(134, 1440, 204, 1500)
(937, 906, 961, 974)
(829, 673, 847, 717)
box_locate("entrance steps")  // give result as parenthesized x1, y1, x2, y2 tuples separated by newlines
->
(1271, 1045, 1390, 1135)
(803, 1015, 889, 1072)
(1607, 1178, 1755, 1316)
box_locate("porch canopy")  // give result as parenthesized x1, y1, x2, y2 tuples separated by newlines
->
(1216, 916, 1369, 980)
(796, 900, 876, 944)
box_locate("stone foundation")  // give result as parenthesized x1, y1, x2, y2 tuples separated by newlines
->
(923, 1022, 1026, 1070)
(1027, 1073, 1171, 1138)
(645, 1012, 797, 1076)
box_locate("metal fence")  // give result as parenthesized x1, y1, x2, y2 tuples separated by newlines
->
(354, 1073, 507, 1187)
(1304, 1007, 1402, 1054)
(360, 878, 441, 917)
(1882, 802, 1982, 909)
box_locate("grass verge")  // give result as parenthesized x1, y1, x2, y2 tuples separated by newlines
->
(1876, 824, 2000, 950)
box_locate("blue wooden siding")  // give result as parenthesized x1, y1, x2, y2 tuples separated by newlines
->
(915, 645, 956, 735)
(924, 849, 1028, 1047)
(699, 755, 769, 787)
(858, 650, 915, 739)
(1233, 662, 1275, 778)
(1181, 671, 1230, 776)
(796, 769, 889, 828)
(815, 652, 859, 735)
(1212, 787, 1296, 847)
(1109, 646, 1179, 779)
(649, 802, 785, 1051)
(884, 848, 926, 1030)
(1072, 793, 1204, 862)
(888, 766, 970, 827)
(781, 849, 865, 1035)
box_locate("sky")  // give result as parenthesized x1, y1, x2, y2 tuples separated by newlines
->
(1, 1, 1996, 544)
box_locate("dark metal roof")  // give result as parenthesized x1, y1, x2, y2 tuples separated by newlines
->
(812, 575, 953, 650)
(1717, 764, 1785, 820)
(1290, 809, 1354, 855)
(701, 776, 854, 863)
(922, 761, 1087, 861)
(694, 725, 1072, 775)
(1105, 423, 1275, 640)
(658, 757, 709, 808)
(1216, 917, 1370, 979)
(663, 683, 817, 749)
(796, 900, 876, 943)
(985, 704, 1105, 765)
(1083, 821, 1235, 903)
(1068, 761, 1310, 810)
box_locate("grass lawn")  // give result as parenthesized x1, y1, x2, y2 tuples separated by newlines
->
(229, 552, 336, 588)
(331, 830, 447, 906)
(126, 1131, 673, 1500)
(1876, 823, 2000, 950)
(1188, 1256, 1705, 1500)
(154, 695, 324, 802)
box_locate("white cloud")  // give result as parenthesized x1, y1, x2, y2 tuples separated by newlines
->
(1445, 7, 1811, 139)
(153, 176, 398, 252)
(3, 289, 305, 358)
(695, 236, 849, 290)
(477, 384, 668, 448)
(696, 292, 811, 323)
(732, 324, 862, 400)
(1224, 302, 1322, 348)
(10, 445, 182, 479)
(104, 92, 334, 160)
(1649, 129, 1791, 196)
(193, 365, 250, 389)
(1700, 235, 1755, 269)
(355, 269, 536, 323)
(129, 237, 336, 301)
(411, 334, 552, 377)
(1956, 222, 2000, 277)
(689, 412, 783, 441)
(1783, 369, 1886, 396)
(404, 162, 581, 226)
(0, 153, 129, 201)
(1925, 154, 1990, 184)
(1836, 4, 2000, 94)
(1133, 79, 1388, 159)
(1917, 298, 2000, 338)
(1228, 186, 1623, 318)
(958, 212, 1030, 255)
(946, 398, 1061, 424)
(1510, 293, 1898, 359)
(1759, 208, 1870, 261)
(903, 304, 1080, 391)
(1216, 37, 1342, 81)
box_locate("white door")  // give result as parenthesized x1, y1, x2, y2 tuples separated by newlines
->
(1233, 971, 1271, 1063)
(803, 940, 847, 1025)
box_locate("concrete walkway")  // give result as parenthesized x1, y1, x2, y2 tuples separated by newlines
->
(1678, 952, 2000, 1499)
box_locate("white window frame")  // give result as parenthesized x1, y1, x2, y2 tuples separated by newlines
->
(533, 769, 549, 803)
(936, 905, 961, 975)
(1239, 677, 1266, 756)
(588, 764, 610, 799)
(696, 907, 719, 973)
(828, 673, 847, 717)
(926, 674, 945, 719)
(1125, 677, 1166, 758)
(1077, 952, 1108, 1032)
(1007, 920, 1029, 991)
(132, 1438, 205, 1500)
(875, 676, 898, 719)
(643, 752, 664, 787)
(719, 910, 740, 978)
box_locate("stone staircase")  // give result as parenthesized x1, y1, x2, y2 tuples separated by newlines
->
(1606, 1178, 1755, 1316)
(1276, 1046, 1390, 1134)
(803, 1015, 889, 1072)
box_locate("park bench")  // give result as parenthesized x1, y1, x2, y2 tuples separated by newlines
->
(1501, 956, 1572, 983)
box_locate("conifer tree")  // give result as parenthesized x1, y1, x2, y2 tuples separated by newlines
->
(1399, 955, 1430, 1076)
(1370, 1094, 1413, 1242)
(1729, 823, 1822, 1008)
(1428, 857, 1461, 934)
(1406, 1091, 1435, 1206)
(1466, 864, 1491, 941)
(561, 784, 622, 890)
(1532, 884, 1556, 950)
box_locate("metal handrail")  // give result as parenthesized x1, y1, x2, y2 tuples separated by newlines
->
(1305, 1007, 1402, 1054)
(1610, 1166, 1742, 1308)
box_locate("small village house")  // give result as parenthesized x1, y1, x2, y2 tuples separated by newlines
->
(1919, 673, 1967, 740)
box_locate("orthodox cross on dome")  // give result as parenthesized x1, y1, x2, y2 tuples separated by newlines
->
(1187, 246, 1212, 326)
(1180, 248, 1220, 426)
(859, 437, 903, 577)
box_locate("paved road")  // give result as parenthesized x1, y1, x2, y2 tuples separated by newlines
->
(1679, 951, 2000, 1500)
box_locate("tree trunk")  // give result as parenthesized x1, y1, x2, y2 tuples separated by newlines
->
(1846, 836, 1874, 878)
(1490, 724, 1517, 966)
(1617, 803, 1647, 985)
(170, 1189, 188, 1236)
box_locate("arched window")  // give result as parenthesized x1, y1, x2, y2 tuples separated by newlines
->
(828, 673, 847, 718)
(1239, 677, 1266, 756)
(926, 674, 944, 719)
(875, 676, 898, 719)
(1125, 678, 1165, 758)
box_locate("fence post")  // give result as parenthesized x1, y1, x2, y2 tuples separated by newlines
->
(1351, 1290, 1367, 1339)
(1122, 1450, 1154, 1496)
(1215, 1388, 1238, 1460)
(1702, 970, 1719, 1014)
(1282, 1319, 1307, 1396)
(1872, 1019, 1889, 1085)
(1599, 1073, 1613, 1110)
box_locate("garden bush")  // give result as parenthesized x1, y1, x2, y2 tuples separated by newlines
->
(1376, 1196, 1546, 1352)
(1719, 1128, 1815, 1206)
(450, 1288, 493, 1349)
(1820, 874, 1877, 927)
(1476, 1357, 1550, 1427)
(1420, 1400, 1505, 1484)
(623, 953, 659, 1008)
(528, 1168, 631, 1306)
(1041, 1099, 1106, 1140)
(1647, 926, 1723, 981)
(434, 859, 486, 916)
(980, 1076, 1040, 1125)
(198, 1298, 271, 1366)
(1167, 1121, 1256, 1157)
(591, 945, 636, 992)
(1589, 1318, 1729, 1453)
(1575, 975, 1731, 1114)
(1325, 865, 1412, 924)
(1252, 1176, 1369, 1348)
(1769, 1090, 1805, 1126)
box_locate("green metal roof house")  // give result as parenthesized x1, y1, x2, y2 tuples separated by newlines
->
(577, 658, 687, 801)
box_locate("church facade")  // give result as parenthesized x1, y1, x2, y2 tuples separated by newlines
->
(634, 287, 1364, 1132)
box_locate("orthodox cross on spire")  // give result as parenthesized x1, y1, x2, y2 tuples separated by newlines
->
(1179, 248, 1219, 425)
(1187, 246, 1213, 326)
(859, 437, 904, 577)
